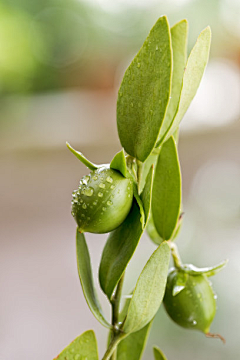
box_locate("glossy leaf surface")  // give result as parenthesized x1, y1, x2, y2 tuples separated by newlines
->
(122, 242, 170, 333)
(153, 346, 168, 360)
(54, 330, 98, 360)
(157, 20, 188, 145)
(166, 26, 211, 140)
(117, 322, 152, 360)
(152, 136, 181, 240)
(110, 149, 127, 177)
(99, 201, 143, 300)
(117, 16, 172, 162)
(76, 231, 110, 328)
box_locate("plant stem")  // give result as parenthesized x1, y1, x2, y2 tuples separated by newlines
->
(109, 273, 125, 360)
(169, 241, 182, 269)
(136, 159, 143, 193)
(102, 333, 125, 360)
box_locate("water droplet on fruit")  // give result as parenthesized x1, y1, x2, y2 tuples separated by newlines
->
(93, 201, 97, 206)
(128, 194, 131, 198)
(82, 176, 90, 185)
(80, 199, 83, 203)
(107, 200, 112, 206)
(102, 207, 106, 211)
(214, 294, 218, 300)
(110, 185, 115, 190)
(98, 192, 103, 197)
(93, 175, 98, 181)
(99, 183, 105, 189)
(156, 45, 159, 50)
(106, 176, 113, 183)
(82, 187, 94, 196)
(119, 92, 123, 97)
(137, 62, 141, 68)
(82, 203, 87, 209)
(193, 320, 197, 325)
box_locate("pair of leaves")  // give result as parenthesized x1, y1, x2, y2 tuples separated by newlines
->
(117, 16, 211, 162)
(54, 330, 98, 360)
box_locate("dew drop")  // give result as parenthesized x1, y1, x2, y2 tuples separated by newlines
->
(128, 194, 131, 198)
(80, 199, 83, 203)
(106, 176, 113, 183)
(156, 45, 159, 50)
(99, 183, 105, 189)
(93, 201, 97, 206)
(82, 203, 87, 209)
(111, 195, 114, 199)
(119, 92, 123, 97)
(92, 175, 98, 181)
(137, 62, 141, 68)
(82, 187, 94, 197)
(214, 294, 218, 300)
(102, 207, 106, 211)
(98, 192, 103, 197)
(82, 176, 90, 185)
(110, 185, 115, 190)
(193, 320, 197, 325)
(107, 200, 113, 206)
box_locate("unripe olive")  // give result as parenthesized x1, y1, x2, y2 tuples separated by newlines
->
(163, 269, 216, 333)
(71, 167, 133, 234)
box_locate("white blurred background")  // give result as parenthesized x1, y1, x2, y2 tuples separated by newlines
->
(0, 0, 240, 359)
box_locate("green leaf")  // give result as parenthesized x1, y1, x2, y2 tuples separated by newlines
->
(157, 20, 188, 145)
(67, 142, 99, 171)
(54, 330, 98, 360)
(76, 230, 111, 328)
(117, 16, 172, 162)
(153, 346, 168, 360)
(122, 242, 170, 333)
(110, 149, 127, 177)
(140, 165, 154, 224)
(146, 212, 163, 245)
(117, 322, 152, 360)
(152, 136, 181, 240)
(181, 259, 228, 277)
(138, 152, 159, 194)
(99, 201, 143, 300)
(165, 26, 211, 140)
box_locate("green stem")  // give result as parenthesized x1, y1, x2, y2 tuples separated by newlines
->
(66, 142, 100, 170)
(102, 333, 125, 360)
(136, 160, 143, 193)
(169, 242, 182, 269)
(110, 273, 125, 360)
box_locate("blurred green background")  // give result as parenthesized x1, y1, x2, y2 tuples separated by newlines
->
(0, 0, 240, 359)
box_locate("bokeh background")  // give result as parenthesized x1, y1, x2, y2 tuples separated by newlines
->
(0, 0, 240, 359)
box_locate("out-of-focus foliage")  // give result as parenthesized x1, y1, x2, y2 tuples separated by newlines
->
(0, 0, 240, 95)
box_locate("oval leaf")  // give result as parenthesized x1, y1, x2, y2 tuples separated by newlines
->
(117, 16, 172, 162)
(153, 346, 168, 360)
(54, 330, 98, 360)
(181, 259, 228, 277)
(110, 149, 127, 177)
(165, 26, 211, 140)
(152, 136, 181, 240)
(76, 230, 111, 328)
(157, 19, 188, 145)
(122, 242, 170, 334)
(117, 322, 152, 360)
(99, 201, 143, 300)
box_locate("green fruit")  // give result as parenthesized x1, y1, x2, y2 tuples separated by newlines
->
(163, 269, 216, 333)
(71, 167, 133, 234)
